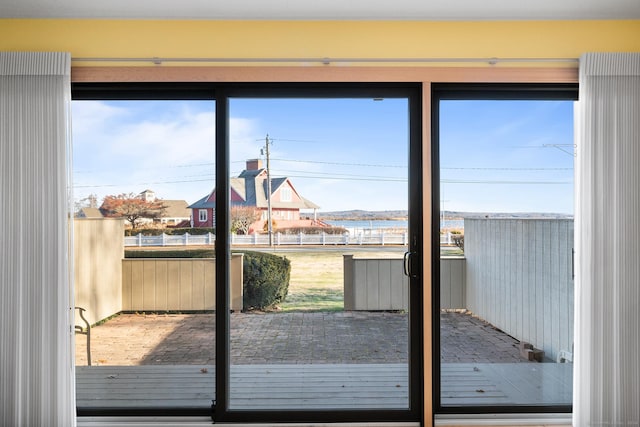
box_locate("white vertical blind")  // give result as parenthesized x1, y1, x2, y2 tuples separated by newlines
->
(0, 52, 75, 426)
(574, 52, 640, 427)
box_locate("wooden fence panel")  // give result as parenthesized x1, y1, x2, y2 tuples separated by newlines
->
(464, 218, 574, 361)
(122, 255, 244, 312)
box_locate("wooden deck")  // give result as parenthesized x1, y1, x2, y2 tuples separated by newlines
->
(76, 365, 215, 409)
(76, 364, 409, 410)
(441, 363, 572, 406)
(76, 362, 571, 410)
(228, 364, 409, 409)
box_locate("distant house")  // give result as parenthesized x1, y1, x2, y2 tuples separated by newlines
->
(189, 159, 323, 233)
(136, 190, 191, 226)
(76, 207, 103, 219)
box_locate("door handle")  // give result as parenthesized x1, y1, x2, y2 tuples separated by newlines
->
(403, 251, 416, 278)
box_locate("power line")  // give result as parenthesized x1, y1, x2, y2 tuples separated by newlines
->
(75, 159, 571, 175)
(73, 160, 254, 174)
(263, 138, 322, 144)
(443, 179, 571, 184)
(75, 174, 573, 189)
(285, 175, 406, 182)
(270, 168, 405, 180)
(442, 167, 572, 171)
(74, 177, 214, 188)
(270, 158, 405, 168)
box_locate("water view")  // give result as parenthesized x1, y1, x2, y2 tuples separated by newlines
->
(326, 219, 464, 233)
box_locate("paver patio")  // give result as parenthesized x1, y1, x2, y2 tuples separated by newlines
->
(74, 311, 531, 366)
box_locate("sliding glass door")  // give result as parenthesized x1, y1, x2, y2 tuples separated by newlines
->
(432, 84, 577, 415)
(216, 84, 423, 423)
(71, 83, 422, 423)
(72, 84, 218, 415)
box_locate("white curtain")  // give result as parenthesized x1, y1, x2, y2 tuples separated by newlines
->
(575, 53, 640, 427)
(0, 52, 75, 426)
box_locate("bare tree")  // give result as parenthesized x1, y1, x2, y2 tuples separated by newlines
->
(74, 193, 98, 214)
(230, 206, 261, 235)
(100, 193, 167, 229)
(451, 232, 464, 251)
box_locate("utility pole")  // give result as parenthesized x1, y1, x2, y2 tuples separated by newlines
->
(264, 134, 274, 246)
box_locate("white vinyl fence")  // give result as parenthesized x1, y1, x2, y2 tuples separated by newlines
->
(125, 231, 410, 247)
(125, 232, 216, 247)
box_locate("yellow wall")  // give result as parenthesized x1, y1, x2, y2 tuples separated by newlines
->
(0, 19, 639, 63)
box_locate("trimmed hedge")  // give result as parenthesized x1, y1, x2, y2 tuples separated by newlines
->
(240, 251, 290, 311)
(276, 226, 347, 235)
(125, 249, 213, 258)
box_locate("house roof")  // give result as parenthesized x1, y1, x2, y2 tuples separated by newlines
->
(161, 200, 191, 219)
(301, 197, 320, 210)
(189, 194, 215, 209)
(230, 177, 246, 201)
(77, 207, 103, 218)
(189, 166, 320, 210)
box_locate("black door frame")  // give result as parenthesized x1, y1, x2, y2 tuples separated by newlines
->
(215, 83, 423, 424)
(430, 83, 578, 416)
(72, 82, 423, 423)
(72, 82, 218, 417)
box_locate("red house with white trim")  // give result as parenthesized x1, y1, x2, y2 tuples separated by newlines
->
(189, 159, 322, 233)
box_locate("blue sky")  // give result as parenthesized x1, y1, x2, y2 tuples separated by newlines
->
(440, 100, 575, 215)
(72, 97, 574, 214)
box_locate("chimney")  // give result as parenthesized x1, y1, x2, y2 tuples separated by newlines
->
(246, 159, 263, 170)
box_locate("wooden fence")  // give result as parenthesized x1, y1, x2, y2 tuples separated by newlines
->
(440, 256, 466, 309)
(343, 255, 409, 311)
(343, 255, 466, 311)
(464, 218, 574, 362)
(74, 219, 124, 325)
(121, 255, 244, 312)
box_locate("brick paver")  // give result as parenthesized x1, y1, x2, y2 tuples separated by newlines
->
(440, 311, 530, 363)
(74, 311, 529, 366)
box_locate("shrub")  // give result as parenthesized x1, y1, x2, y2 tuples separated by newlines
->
(125, 249, 214, 258)
(277, 226, 347, 235)
(452, 234, 464, 251)
(263, 219, 277, 232)
(125, 227, 215, 236)
(240, 251, 290, 311)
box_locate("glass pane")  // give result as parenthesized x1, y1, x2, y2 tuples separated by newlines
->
(228, 98, 410, 410)
(439, 100, 574, 407)
(72, 100, 216, 410)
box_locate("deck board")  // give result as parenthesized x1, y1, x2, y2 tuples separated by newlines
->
(441, 363, 572, 406)
(76, 364, 409, 409)
(76, 362, 571, 410)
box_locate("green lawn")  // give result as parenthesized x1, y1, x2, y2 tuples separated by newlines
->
(276, 251, 345, 312)
(272, 250, 404, 312)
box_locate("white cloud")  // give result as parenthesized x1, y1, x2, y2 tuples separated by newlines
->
(72, 101, 262, 205)
(71, 101, 125, 138)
